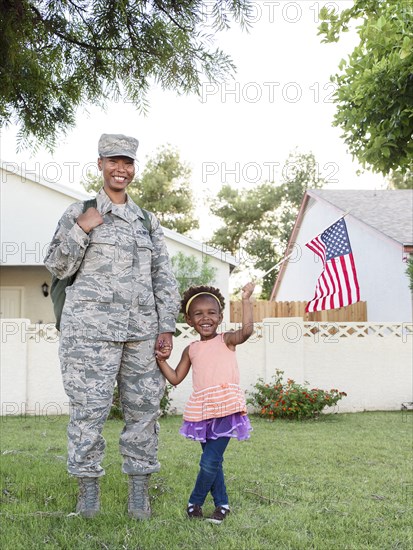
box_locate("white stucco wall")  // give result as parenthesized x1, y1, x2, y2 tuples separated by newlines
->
(275, 199, 412, 322)
(1, 319, 411, 416)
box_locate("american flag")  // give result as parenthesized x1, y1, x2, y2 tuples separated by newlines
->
(305, 218, 360, 312)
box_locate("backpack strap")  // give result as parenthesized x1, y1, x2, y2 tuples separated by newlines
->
(83, 197, 151, 234)
(83, 198, 97, 212)
(140, 208, 152, 234)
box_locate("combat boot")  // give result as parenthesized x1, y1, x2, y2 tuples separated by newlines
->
(128, 474, 151, 519)
(76, 477, 100, 518)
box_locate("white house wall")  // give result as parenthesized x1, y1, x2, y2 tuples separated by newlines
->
(275, 199, 412, 322)
(1, 266, 54, 323)
(1, 170, 83, 266)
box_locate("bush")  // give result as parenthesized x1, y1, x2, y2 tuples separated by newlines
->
(160, 383, 174, 417)
(108, 383, 174, 420)
(108, 384, 123, 420)
(247, 370, 347, 420)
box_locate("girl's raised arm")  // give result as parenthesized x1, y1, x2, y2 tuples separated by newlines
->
(156, 345, 191, 386)
(224, 282, 255, 349)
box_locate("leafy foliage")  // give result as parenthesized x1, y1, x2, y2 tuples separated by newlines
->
(0, 0, 252, 150)
(171, 251, 217, 322)
(138, 146, 199, 234)
(171, 251, 217, 295)
(108, 384, 123, 420)
(159, 383, 175, 417)
(406, 257, 413, 293)
(387, 169, 413, 189)
(209, 151, 324, 297)
(83, 145, 199, 234)
(247, 370, 347, 420)
(318, 1, 413, 175)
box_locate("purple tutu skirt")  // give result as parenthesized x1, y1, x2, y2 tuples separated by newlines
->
(179, 413, 252, 442)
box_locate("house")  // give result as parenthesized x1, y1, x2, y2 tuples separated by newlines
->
(270, 189, 413, 322)
(0, 162, 237, 324)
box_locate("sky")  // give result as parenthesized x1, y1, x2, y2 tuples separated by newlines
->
(0, 0, 387, 242)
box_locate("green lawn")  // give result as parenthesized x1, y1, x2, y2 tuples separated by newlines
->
(1, 412, 412, 549)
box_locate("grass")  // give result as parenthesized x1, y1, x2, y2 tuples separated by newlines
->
(0, 412, 412, 550)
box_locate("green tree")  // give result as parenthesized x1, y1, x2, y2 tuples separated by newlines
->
(0, 0, 252, 151)
(406, 257, 413, 293)
(82, 145, 199, 234)
(138, 146, 199, 234)
(209, 152, 324, 298)
(387, 169, 413, 190)
(171, 251, 217, 295)
(171, 251, 217, 321)
(318, 1, 413, 175)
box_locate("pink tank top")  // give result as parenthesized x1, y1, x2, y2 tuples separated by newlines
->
(183, 334, 247, 422)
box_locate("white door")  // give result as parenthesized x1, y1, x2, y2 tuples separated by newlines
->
(0, 287, 24, 318)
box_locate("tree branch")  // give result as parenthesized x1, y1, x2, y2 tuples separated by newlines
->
(153, 0, 191, 32)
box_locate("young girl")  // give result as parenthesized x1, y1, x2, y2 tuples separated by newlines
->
(155, 282, 255, 523)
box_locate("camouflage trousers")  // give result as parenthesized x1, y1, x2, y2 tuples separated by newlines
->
(59, 336, 165, 477)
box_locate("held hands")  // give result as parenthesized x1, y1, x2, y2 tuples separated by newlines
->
(77, 208, 104, 234)
(241, 281, 255, 300)
(155, 348, 171, 363)
(155, 333, 173, 363)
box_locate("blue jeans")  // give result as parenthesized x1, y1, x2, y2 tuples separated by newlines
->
(189, 437, 230, 507)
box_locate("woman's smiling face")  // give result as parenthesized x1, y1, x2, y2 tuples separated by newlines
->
(98, 156, 135, 194)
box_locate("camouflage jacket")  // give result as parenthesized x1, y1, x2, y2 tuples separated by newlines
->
(44, 188, 180, 341)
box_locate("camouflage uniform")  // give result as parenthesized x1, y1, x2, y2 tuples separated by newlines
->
(45, 188, 180, 477)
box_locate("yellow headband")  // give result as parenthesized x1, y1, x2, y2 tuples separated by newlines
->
(185, 292, 222, 314)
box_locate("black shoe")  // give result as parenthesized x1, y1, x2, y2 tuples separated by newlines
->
(187, 504, 203, 519)
(206, 506, 230, 524)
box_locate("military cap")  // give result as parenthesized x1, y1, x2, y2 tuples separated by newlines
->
(98, 133, 139, 160)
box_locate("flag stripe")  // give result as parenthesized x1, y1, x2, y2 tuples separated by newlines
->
(331, 259, 344, 307)
(340, 255, 352, 304)
(349, 252, 361, 301)
(305, 236, 326, 261)
(320, 271, 330, 310)
(324, 261, 337, 309)
(305, 218, 360, 313)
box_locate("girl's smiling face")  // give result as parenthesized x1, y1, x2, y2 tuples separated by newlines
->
(185, 295, 223, 340)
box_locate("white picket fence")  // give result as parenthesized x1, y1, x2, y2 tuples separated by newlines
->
(1, 319, 412, 416)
